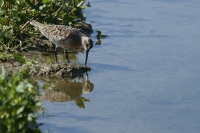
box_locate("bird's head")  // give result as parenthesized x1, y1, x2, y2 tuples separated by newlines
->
(82, 36, 93, 51)
(81, 36, 93, 65)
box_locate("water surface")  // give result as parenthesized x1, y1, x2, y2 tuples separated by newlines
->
(38, 0, 200, 133)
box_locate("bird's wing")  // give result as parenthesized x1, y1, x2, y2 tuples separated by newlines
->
(39, 25, 82, 47)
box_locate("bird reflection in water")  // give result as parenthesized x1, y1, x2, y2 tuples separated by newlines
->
(36, 73, 94, 109)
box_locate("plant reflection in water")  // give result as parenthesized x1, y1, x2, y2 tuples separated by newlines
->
(95, 30, 108, 45)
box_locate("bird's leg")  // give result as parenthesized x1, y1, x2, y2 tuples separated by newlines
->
(54, 47, 58, 63)
(65, 49, 70, 63)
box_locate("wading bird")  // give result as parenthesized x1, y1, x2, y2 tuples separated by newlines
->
(30, 20, 93, 65)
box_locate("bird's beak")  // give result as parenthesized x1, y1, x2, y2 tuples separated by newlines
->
(85, 49, 89, 65)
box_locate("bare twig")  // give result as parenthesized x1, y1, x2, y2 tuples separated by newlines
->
(22, 20, 31, 29)
(22, 16, 37, 29)
(51, 6, 62, 16)
(5, 2, 9, 26)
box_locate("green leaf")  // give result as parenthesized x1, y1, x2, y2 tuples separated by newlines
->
(77, 1, 84, 7)
(75, 98, 85, 109)
(75, 97, 89, 109)
(0, 67, 5, 79)
(82, 97, 90, 102)
(39, 4, 46, 10)
(28, 113, 33, 121)
(0, 9, 4, 15)
(16, 82, 33, 92)
(13, 53, 26, 64)
(17, 106, 24, 115)
(25, 0, 40, 9)
(42, 0, 50, 4)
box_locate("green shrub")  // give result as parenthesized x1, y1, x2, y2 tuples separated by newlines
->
(0, 66, 41, 133)
(0, 0, 88, 61)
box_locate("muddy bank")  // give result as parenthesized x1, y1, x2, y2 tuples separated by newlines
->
(1, 60, 91, 78)
(32, 63, 90, 78)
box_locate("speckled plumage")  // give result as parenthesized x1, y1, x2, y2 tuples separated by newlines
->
(30, 20, 93, 65)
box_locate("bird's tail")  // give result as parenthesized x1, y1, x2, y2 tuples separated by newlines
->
(29, 20, 45, 28)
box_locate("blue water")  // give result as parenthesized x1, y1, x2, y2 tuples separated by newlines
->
(38, 0, 200, 132)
